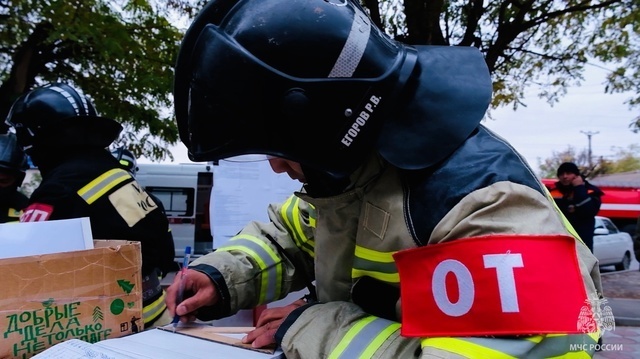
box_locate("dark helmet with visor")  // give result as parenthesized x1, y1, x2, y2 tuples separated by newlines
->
(175, 0, 419, 178)
(176, 0, 493, 180)
(5, 83, 122, 153)
(111, 147, 138, 176)
(0, 132, 28, 183)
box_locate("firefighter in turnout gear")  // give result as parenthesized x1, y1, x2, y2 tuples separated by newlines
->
(0, 132, 29, 223)
(5, 83, 177, 328)
(111, 146, 180, 275)
(167, 0, 604, 357)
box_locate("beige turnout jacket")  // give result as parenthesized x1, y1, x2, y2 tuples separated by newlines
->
(190, 126, 603, 358)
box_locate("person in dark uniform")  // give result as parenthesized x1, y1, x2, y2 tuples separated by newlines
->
(111, 146, 179, 276)
(5, 83, 177, 328)
(0, 132, 29, 223)
(550, 162, 604, 253)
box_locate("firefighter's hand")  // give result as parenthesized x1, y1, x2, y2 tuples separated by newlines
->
(242, 299, 306, 348)
(165, 269, 218, 323)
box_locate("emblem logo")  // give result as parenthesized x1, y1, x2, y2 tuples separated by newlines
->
(577, 297, 615, 338)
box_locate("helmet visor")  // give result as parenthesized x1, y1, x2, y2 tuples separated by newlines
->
(185, 26, 290, 162)
(177, 21, 413, 178)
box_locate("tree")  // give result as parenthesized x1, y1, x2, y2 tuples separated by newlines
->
(537, 144, 640, 178)
(607, 145, 640, 173)
(3, 0, 638, 161)
(370, 0, 637, 115)
(594, 1, 640, 126)
(0, 0, 185, 161)
(538, 146, 589, 179)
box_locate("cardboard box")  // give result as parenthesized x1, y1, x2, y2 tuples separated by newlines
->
(0, 240, 143, 358)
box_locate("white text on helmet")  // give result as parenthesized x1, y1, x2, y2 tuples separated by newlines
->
(341, 95, 381, 147)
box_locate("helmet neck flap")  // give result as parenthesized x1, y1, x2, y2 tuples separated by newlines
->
(377, 46, 492, 169)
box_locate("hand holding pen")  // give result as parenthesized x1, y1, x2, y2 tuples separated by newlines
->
(165, 248, 221, 328)
(171, 246, 191, 332)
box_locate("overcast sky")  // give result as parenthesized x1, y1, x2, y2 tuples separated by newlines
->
(160, 65, 639, 175)
(484, 65, 638, 171)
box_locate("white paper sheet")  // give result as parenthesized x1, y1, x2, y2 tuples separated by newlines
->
(211, 160, 301, 248)
(33, 329, 284, 359)
(31, 339, 137, 359)
(0, 217, 94, 259)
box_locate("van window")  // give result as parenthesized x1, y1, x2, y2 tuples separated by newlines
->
(146, 187, 194, 217)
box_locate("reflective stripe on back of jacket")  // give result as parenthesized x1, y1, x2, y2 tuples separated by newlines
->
(26, 150, 175, 326)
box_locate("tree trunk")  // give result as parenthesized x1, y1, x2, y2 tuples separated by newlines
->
(0, 22, 53, 132)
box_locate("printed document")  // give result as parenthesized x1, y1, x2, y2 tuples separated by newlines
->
(33, 327, 284, 359)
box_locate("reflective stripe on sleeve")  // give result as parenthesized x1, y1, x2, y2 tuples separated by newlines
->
(280, 195, 315, 257)
(422, 337, 517, 359)
(328, 316, 400, 359)
(422, 333, 597, 358)
(308, 204, 317, 228)
(529, 333, 597, 358)
(218, 234, 283, 304)
(574, 197, 592, 208)
(77, 168, 132, 204)
(143, 291, 167, 325)
(352, 245, 399, 283)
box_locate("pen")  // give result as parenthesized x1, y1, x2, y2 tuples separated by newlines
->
(172, 246, 191, 333)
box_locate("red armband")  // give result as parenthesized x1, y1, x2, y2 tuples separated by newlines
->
(20, 203, 54, 222)
(393, 235, 592, 337)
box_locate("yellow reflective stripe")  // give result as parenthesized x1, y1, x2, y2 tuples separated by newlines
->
(351, 269, 399, 283)
(308, 203, 317, 228)
(280, 195, 315, 257)
(220, 245, 274, 304)
(329, 316, 377, 359)
(359, 322, 401, 358)
(421, 338, 517, 359)
(523, 335, 544, 344)
(355, 245, 396, 262)
(221, 234, 281, 263)
(352, 245, 399, 283)
(77, 169, 132, 204)
(533, 333, 597, 358)
(547, 352, 592, 359)
(523, 332, 597, 342)
(143, 291, 167, 324)
(8, 208, 22, 218)
(329, 316, 400, 359)
(219, 234, 283, 303)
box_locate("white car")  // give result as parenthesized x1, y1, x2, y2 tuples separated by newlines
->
(593, 216, 634, 271)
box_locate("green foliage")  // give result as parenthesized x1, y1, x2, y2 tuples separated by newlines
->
(18, 169, 41, 198)
(371, 0, 638, 125)
(608, 145, 640, 173)
(538, 146, 586, 179)
(3, 0, 638, 162)
(0, 0, 187, 161)
(591, 0, 640, 125)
